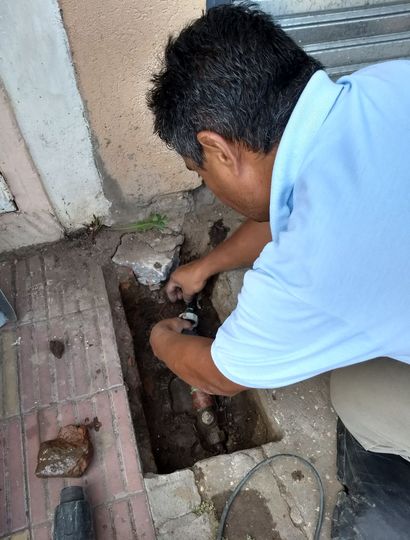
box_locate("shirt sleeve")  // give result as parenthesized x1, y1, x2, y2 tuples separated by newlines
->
(211, 261, 378, 389)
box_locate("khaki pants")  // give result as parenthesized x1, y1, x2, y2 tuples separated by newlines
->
(330, 357, 410, 460)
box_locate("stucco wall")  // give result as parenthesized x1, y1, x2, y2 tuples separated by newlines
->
(59, 0, 203, 221)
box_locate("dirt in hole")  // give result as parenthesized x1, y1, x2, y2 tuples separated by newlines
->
(120, 277, 273, 474)
(208, 218, 230, 248)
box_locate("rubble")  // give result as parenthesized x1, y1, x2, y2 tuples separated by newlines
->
(211, 268, 247, 322)
(112, 230, 184, 287)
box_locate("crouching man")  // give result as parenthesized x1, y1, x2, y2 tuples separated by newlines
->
(147, 5, 410, 537)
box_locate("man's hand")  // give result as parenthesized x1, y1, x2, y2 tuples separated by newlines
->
(150, 317, 192, 355)
(166, 219, 271, 302)
(149, 317, 246, 396)
(166, 260, 208, 303)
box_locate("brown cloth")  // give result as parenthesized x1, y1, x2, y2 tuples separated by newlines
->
(36, 424, 93, 478)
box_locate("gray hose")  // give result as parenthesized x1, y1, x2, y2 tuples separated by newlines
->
(216, 453, 325, 540)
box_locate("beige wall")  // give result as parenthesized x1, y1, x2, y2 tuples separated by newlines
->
(59, 0, 203, 222)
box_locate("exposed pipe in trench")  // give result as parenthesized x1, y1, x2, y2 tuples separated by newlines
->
(180, 299, 226, 454)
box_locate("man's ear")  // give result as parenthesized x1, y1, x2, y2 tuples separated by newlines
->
(197, 131, 240, 173)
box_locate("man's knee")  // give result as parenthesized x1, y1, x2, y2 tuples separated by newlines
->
(330, 358, 410, 458)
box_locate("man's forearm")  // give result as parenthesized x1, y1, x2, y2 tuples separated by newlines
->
(150, 321, 245, 396)
(201, 219, 271, 278)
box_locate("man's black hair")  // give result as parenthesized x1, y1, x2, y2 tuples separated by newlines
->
(147, 3, 322, 167)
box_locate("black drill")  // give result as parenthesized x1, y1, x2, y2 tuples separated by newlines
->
(54, 486, 94, 540)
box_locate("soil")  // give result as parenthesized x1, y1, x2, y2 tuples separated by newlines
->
(208, 218, 230, 248)
(212, 489, 282, 540)
(119, 276, 273, 474)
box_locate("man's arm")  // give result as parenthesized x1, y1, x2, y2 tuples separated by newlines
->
(150, 318, 247, 396)
(167, 219, 271, 301)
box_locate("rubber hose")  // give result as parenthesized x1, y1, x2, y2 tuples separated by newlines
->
(216, 453, 325, 540)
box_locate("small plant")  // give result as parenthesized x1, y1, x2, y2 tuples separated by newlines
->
(113, 213, 168, 233)
(193, 500, 216, 516)
(88, 214, 103, 233)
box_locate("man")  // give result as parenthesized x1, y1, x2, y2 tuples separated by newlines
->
(147, 4, 410, 536)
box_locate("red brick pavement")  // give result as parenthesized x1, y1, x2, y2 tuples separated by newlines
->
(0, 255, 155, 539)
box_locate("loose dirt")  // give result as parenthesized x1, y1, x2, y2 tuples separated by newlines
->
(119, 277, 273, 474)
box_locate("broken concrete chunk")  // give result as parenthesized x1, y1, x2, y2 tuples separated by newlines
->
(35, 424, 93, 478)
(211, 268, 247, 322)
(193, 184, 215, 208)
(112, 231, 184, 287)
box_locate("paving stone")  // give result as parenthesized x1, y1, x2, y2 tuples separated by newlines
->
(208, 262, 340, 539)
(0, 327, 19, 418)
(157, 512, 215, 540)
(145, 469, 201, 527)
(260, 376, 341, 540)
(0, 250, 153, 539)
(193, 449, 306, 540)
(112, 231, 184, 287)
(2, 530, 30, 540)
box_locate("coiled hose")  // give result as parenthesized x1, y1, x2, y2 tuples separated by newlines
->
(216, 453, 325, 540)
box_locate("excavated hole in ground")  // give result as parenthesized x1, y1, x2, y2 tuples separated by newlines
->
(120, 276, 280, 474)
(115, 217, 281, 474)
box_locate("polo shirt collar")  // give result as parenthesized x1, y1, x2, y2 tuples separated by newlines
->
(269, 70, 344, 240)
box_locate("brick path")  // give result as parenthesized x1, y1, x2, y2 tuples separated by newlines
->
(0, 252, 155, 539)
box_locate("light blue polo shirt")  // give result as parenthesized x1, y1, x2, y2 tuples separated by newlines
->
(211, 60, 410, 388)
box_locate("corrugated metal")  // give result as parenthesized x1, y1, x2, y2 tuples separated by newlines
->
(212, 1, 410, 78)
(276, 3, 410, 78)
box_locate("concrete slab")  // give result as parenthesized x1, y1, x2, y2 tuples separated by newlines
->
(112, 231, 184, 287)
(209, 268, 341, 539)
(194, 449, 307, 540)
(145, 469, 216, 539)
(145, 469, 201, 526)
(157, 512, 215, 540)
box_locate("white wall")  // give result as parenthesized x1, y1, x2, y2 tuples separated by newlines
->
(0, 0, 111, 230)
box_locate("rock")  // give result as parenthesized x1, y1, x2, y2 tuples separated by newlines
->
(211, 268, 247, 322)
(193, 184, 215, 208)
(36, 424, 93, 478)
(145, 469, 201, 526)
(112, 230, 184, 287)
(148, 192, 193, 235)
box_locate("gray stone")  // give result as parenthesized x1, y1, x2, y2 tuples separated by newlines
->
(112, 230, 184, 286)
(193, 184, 215, 208)
(157, 512, 215, 540)
(144, 469, 201, 527)
(193, 449, 306, 540)
(211, 268, 247, 322)
(259, 375, 341, 540)
(203, 257, 339, 539)
(149, 192, 193, 235)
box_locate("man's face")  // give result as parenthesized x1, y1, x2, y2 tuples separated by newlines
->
(184, 136, 276, 222)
